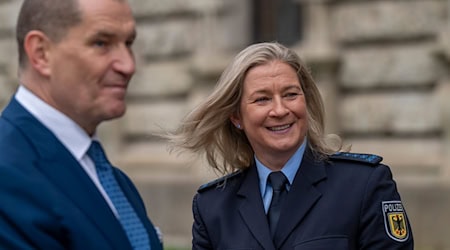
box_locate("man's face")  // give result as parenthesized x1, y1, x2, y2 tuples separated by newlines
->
(46, 0, 136, 135)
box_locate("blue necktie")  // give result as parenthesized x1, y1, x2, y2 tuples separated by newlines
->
(267, 171, 288, 237)
(88, 141, 150, 250)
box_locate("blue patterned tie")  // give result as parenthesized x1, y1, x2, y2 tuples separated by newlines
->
(88, 141, 150, 250)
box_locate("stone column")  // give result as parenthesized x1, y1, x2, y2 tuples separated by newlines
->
(439, 82, 450, 184)
(190, 0, 228, 78)
(188, 0, 232, 181)
(293, 0, 340, 135)
(434, 27, 450, 184)
(0, 0, 21, 110)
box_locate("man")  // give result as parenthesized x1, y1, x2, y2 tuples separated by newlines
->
(0, 0, 162, 249)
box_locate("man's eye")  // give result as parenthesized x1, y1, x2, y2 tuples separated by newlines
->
(94, 41, 107, 47)
(125, 39, 135, 48)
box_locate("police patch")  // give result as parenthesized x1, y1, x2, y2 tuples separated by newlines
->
(382, 201, 409, 242)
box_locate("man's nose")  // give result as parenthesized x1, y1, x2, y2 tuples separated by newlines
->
(113, 46, 135, 76)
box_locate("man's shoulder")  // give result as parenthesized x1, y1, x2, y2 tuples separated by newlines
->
(197, 170, 244, 193)
(0, 121, 28, 159)
(329, 152, 383, 166)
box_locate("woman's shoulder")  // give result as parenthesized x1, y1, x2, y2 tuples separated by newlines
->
(328, 152, 383, 167)
(324, 151, 390, 175)
(197, 170, 245, 193)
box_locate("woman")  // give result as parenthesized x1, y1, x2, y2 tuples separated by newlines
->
(168, 42, 413, 249)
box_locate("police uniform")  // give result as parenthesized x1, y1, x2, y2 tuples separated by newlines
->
(192, 148, 413, 250)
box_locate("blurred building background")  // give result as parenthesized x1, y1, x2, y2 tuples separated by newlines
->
(1, 0, 449, 249)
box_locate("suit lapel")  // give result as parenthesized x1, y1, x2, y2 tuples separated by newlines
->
(36, 158, 131, 249)
(3, 99, 132, 250)
(273, 149, 327, 248)
(237, 166, 276, 250)
(114, 169, 163, 250)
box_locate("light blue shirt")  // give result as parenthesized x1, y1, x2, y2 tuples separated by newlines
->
(15, 85, 118, 216)
(256, 138, 307, 213)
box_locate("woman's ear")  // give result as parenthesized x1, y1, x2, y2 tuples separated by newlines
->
(230, 115, 242, 129)
(24, 30, 52, 76)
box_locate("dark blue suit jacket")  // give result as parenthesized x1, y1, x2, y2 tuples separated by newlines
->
(0, 97, 162, 250)
(193, 149, 414, 249)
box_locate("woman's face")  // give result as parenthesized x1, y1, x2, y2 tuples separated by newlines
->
(231, 60, 308, 168)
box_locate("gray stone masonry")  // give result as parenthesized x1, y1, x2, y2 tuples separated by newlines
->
(332, 0, 446, 43)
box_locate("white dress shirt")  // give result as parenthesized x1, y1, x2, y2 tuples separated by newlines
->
(15, 85, 118, 216)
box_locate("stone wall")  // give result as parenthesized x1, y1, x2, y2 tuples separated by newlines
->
(296, 0, 450, 249)
(0, 1, 20, 109)
(1, 0, 449, 249)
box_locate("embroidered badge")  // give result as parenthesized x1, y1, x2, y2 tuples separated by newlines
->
(382, 201, 409, 242)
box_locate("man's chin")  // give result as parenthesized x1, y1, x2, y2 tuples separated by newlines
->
(104, 106, 127, 121)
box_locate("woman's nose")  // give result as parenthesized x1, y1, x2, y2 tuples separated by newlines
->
(269, 97, 289, 117)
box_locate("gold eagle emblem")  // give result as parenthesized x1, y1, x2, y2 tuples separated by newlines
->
(382, 201, 409, 242)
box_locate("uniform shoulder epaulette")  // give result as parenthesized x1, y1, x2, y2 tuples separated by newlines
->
(198, 170, 243, 192)
(329, 152, 383, 166)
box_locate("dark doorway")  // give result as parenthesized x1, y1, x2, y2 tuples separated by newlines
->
(253, 0, 302, 46)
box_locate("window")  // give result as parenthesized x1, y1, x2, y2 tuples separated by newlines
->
(253, 0, 302, 46)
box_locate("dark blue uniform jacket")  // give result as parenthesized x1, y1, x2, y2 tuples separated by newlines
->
(192, 148, 413, 250)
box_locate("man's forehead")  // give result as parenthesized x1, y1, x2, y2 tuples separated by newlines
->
(78, 0, 133, 20)
(89, 27, 137, 39)
(75, 1, 136, 36)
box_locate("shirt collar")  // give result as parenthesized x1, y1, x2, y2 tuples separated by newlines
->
(15, 85, 93, 160)
(256, 138, 307, 196)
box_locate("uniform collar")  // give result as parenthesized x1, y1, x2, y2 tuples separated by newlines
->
(256, 138, 307, 197)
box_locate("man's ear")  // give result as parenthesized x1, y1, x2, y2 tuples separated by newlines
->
(23, 30, 52, 76)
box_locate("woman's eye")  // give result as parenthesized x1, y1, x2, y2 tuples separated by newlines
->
(285, 92, 299, 98)
(255, 97, 270, 103)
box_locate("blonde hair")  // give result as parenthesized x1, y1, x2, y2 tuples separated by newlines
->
(167, 42, 342, 174)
